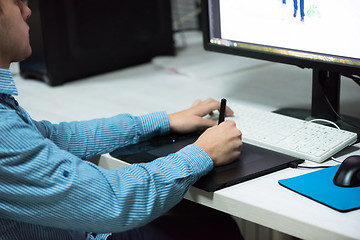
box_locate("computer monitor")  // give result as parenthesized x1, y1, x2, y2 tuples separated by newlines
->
(202, 0, 360, 139)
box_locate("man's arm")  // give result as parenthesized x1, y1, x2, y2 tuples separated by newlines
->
(0, 110, 212, 233)
(0, 98, 241, 233)
(33, 112, 170, 160)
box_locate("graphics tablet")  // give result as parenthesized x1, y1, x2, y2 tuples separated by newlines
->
(110, 133, 302, 192)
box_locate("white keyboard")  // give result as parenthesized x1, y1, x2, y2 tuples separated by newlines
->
(227, 102, 358, 163)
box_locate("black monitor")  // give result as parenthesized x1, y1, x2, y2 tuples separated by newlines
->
(202, 0, 360, 139)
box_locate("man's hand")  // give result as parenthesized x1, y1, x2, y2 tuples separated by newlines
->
(194, 120, 242, 166)
(169, 98, 242, 166)
(168, 98, 234, 134)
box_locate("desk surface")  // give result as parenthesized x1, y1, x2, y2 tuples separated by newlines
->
(13, 31, 360, 240)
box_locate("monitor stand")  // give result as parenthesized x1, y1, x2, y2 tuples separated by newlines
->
(274, 69, 360, 142)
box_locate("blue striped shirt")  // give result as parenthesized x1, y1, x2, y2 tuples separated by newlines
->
(0, 69, 213, 240)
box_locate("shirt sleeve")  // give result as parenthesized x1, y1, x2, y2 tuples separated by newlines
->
(33, 112, 170, 159)
(0, 109, 214, 233)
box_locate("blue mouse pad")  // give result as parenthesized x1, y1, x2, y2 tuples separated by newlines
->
(278, 165, 360, 212)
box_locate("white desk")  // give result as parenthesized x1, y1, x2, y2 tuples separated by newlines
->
(13, 32, 360, 240)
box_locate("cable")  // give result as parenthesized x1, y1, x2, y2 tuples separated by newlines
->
(321, 90, 360, 130)
(331, 157, 342, 163)
(296, 166, 332, 169)
(342, 74, 360, 86)
(308, 118, 340, 129)
(290, 156, 343, 169)
(289, 161, 333, 169)
(318, 77, 360, 131)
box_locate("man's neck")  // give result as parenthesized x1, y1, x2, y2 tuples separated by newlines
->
(0, 61, 10, 69)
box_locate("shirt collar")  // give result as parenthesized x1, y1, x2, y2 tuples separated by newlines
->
(0, 69, 18, 96)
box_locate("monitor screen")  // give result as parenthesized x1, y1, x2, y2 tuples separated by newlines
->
(202, 0, 360, 139)
(203, 0, 360, 75)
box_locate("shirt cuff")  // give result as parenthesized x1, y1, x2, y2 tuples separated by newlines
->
(175, 144, 214, 182)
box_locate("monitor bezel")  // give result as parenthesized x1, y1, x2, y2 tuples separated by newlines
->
(202, 0, 360, 76)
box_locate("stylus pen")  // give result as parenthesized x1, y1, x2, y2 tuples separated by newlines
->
(218, 98, 227, 124)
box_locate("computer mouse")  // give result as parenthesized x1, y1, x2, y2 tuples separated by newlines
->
(333, 155, 360, 187)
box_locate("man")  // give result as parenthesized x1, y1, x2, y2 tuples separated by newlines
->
(281, 0, 305, 22)
(293, 0, 305, 22)
(0, 0, 243, 239)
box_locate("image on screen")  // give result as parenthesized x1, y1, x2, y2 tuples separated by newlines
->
(208, 0, 360, 68)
